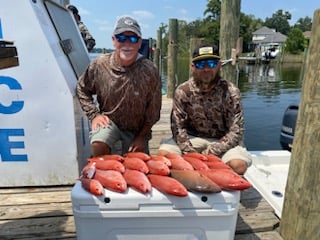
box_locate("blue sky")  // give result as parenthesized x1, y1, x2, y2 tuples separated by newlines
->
(69, 0, 319, 49)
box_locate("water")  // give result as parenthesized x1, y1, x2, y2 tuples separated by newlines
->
(238, 64, 302, 150)
(162, 63, 303, 151)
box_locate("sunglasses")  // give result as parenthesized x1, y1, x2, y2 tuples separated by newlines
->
(193, 59, 219, 69)
(115, 34, 140, 44)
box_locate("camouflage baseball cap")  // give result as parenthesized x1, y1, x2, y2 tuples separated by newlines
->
(113, 16, 141, 37)
(192, 43, 221, 62)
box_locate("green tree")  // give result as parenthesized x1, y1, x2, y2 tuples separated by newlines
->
(204, 0, 221, 21)
(165, 0, 221, 57)
(285, 28, 305, 54)
(294, 16, 312, 32)
(265, 10, 291, 35)
(239, 13, 264, 52)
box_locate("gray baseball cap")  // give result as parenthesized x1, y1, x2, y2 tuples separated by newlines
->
(113, 16, 141, 37)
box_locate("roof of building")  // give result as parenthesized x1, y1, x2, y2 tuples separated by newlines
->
(260, 32, 287, 43)
(252, 26, 287, 44)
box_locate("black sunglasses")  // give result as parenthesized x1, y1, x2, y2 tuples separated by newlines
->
(193, 59, 219, 69)
(115, 34, 140, 44)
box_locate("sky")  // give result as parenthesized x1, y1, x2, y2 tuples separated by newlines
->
(68, 0, 319, 49)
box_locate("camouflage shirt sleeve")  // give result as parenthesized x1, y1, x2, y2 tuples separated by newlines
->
(171, 78, 244, 156)
(78, 22, 96, 51)
(171, 86, 197, 153)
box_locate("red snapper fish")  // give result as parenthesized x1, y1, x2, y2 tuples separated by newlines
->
(198, 169, 252, 190)
(89, 154, 124, 162)
(182, 156, 210, 170)
(147, 174, 188, 197)
(94, 159, 125, 173)
(203, 154, 223, 162)
(94, 169, 127, 193)
(146, 160, 170, 176)
(124, 152, 151, 161)
(79, 178, 104, 196)
(123, 169, 152, 194)
(170, 157, 194, 170)
(165, 153, 184, 160)
(205, 161, 231, 170)
(81, 161, 96, 179)
(150, 155, 172, 167)
(183, 152, 208, 161)
(123, 157, 149, 174)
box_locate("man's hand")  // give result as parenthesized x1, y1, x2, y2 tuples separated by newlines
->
(128, 135, 146, 152)
(91, 115, 110, 130)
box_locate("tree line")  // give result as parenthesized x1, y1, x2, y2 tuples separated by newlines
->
(160, 0, 312, 57)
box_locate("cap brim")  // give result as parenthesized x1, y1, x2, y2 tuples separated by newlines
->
(113, 28, 141, 37)
(192, 54, 221, 62)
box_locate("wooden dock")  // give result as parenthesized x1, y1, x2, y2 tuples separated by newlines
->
(0, 96, 283, 240)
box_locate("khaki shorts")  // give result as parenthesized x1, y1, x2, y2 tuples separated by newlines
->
(159, 137, 252, 166)
(90, 120, 150, 154)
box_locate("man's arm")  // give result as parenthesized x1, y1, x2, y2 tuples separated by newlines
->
(171, 87, 197, 154)
(76, 64, 100, 121)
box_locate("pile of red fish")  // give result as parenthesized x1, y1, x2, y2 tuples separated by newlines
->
(79, 152, 252, 197)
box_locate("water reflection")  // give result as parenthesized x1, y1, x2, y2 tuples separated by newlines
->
(243, 64, 278, 83)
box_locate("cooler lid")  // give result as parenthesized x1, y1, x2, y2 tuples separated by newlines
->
(71, 181, 240, 211)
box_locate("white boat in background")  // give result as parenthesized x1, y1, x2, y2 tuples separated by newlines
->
(245, 150, 291, 218)
(262, 48, 279, 59)
(261, 43, 281, 62)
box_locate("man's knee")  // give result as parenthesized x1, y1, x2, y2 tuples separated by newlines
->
(91, 141, 110, 157)
(226, 159, 248, 175)
(157, 149, 169, 156)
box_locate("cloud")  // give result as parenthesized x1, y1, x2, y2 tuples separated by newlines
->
(178, 8, 188, 15)
(132, 10, 155, 19)
(92, 19, 113, 33)
(77, 7, 91, 16)
(288, 8, 298, 14)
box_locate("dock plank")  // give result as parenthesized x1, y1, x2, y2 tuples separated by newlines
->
(235, 231, 283, 240)
(0, 216, 75, 240)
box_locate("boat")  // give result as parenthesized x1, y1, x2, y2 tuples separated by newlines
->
(245, 150, 291, 218)
(246, 104, 298, 218)
(260, 44, 281, 64)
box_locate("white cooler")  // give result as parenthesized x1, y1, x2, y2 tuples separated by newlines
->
(71, 180, 240, 240)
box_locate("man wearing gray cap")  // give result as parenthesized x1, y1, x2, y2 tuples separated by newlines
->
(77, 16, 162, 157)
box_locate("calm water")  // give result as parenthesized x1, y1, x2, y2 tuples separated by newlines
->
(238, 64, 302, 150)
(162, 62, 303, 151)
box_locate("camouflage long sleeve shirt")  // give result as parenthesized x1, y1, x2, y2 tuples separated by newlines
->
(76, 52, 162, 136)
(171, 77, 244, 157)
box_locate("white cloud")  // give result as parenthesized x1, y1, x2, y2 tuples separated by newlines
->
(78, 7, 91, 16)
(178, 8, 188, 15)
(132, 10, 155, 19)
(93, 19, 112, 32)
